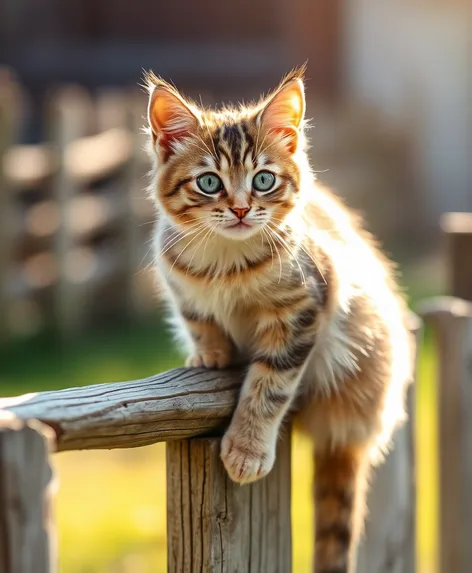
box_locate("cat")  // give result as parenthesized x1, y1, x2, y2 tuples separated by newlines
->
(145, 66, 415, 573)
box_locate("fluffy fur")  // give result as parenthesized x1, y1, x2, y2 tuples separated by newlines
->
(144, 67, 415, 573)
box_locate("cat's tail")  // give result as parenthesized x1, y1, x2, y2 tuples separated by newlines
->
(314, 444, 371, 573)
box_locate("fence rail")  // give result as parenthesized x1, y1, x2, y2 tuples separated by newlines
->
(0, 318, 423, 573)
(0, 71, 154, 338)
(2, 266, 472, 571)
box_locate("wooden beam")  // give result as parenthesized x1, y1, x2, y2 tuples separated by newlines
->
(0, 316, 421, 454)
(0, 368, 242, 451)
(0, 415, 56, 573)
(419, 297, 472, 573)
(167, 435, 292, 573)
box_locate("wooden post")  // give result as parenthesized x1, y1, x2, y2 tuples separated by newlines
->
(48, 87, 92, 335)
(420, 297, 472, 573)
(167, 435, 292, 573)
(356, 314, 420, 573)
(441, 212, 472, 302)
(123, 90, 147, 318)
(0, 69, 21, 341)
(0, 416, 57, 573)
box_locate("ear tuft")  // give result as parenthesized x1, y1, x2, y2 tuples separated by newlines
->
(258, 72, 306, 154)
(146, 75, 200, 158)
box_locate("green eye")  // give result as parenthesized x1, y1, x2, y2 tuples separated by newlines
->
(196, 173, 223, 194)
(253, 171, 276, 192)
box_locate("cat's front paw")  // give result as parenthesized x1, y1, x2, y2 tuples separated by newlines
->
(185, 349, 231, 369)
(220, 431, 275, 484)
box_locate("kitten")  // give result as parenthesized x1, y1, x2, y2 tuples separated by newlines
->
(145, 67, 414, 573)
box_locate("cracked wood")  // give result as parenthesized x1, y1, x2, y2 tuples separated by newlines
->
(0, 368, 243, 451)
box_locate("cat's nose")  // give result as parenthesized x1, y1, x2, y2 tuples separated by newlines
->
(230, 207, 250, 220)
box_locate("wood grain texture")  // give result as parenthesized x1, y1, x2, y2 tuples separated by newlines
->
(356, 382, 416, 573)
(167, 435, 292, 573)
(420, 297, 472, 573)
(0, 368, 243, 451)
(0, 416, 56, 573)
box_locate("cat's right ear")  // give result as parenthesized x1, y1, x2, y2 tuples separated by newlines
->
(147, 82, 200, 159)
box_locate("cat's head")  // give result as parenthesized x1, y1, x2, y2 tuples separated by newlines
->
(145, 67, 308, 241)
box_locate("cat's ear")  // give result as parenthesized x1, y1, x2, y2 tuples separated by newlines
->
(147, 79, 200, 158)
(258, 76, 305, 154)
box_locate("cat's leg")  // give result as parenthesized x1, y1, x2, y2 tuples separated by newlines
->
(220, 306, 316, 483)
(181, 310, 233, 369)
(314, 444, 371, 573)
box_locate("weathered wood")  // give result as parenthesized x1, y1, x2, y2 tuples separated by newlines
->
(356, 314, 420, 573)
(420, 297, 472, 573)
(356, 383, 416, 573)
(441, 212, 472, 302)
(167, 435, 292, 573)
(0, 368, 242, 451)
(0, 415, 56, 573)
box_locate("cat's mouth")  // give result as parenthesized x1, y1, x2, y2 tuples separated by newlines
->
(226, 220, 252, 229)
(219, 219, 259, 239)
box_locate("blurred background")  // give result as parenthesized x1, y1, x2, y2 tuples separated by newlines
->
(0, 1, 471, 572)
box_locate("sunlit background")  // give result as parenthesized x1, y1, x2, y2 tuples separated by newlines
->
(1, 1, 471, 571)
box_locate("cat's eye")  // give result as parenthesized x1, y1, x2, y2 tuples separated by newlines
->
(253, 171, 276, 192)
(196, 173, 224, 194)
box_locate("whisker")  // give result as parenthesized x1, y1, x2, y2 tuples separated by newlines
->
(185, 224, 218, 275)
(267, 223, 307, 285)
(158, 223, 207, 259)
(268, 217, 327, 285)
(186, 138, 213, 157)
(201, 225, 217, 263)
(168, 225, 210, 276)
(143, 222, 208, 273)
(262, 226, 284, 283)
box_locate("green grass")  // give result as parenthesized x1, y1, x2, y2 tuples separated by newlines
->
(0, 318, 437, 573)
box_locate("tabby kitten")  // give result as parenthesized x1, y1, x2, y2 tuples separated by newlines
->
(145, 67, 414, 573)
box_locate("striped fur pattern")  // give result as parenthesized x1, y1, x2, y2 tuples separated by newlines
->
(145, 67, 415, 573)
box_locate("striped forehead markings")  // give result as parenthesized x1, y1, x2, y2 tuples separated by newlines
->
(222, 124, 242, 164)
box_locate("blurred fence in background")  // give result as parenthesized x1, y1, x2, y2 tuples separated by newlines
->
(0, 70, 156, 339)
(0, 67, 429, 341)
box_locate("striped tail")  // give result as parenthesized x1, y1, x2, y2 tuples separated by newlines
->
(314, 445, 370, 573)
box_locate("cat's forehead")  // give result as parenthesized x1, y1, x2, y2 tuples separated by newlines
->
(198, 109, 261, 170)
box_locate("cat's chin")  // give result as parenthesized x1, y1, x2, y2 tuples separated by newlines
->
(216, 223, 261, 241)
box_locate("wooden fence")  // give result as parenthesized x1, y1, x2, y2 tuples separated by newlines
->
(0, 341, 418, 573)
(0, 69, 155, 339)
(0, 215, 471, 572)
(0, 70, 472, 573)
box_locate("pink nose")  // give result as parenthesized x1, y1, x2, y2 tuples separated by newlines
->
(230, 207, 250, 219)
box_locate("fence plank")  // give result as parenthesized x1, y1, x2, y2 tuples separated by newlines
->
(167, 435, 292, 573)
(48, 86, 93, 335)
(441, 212, 472, 302)
(0, 416, 56, 573)
(420, 297, 472, 573)
(356, 314, 420, 573)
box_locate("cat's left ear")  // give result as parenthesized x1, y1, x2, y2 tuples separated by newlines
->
(258, 77, 305, 154)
